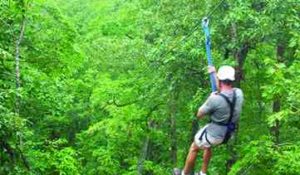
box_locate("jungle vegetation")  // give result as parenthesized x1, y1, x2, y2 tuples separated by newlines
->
(0, 0, 300, 174)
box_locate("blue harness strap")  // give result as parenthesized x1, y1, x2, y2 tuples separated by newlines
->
(202, 17, 217, 92)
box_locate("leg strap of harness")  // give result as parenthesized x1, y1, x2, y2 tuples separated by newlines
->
(199, 129, 206, 141)
(199, 129, 211, 146)
(204, 132, 211, 145)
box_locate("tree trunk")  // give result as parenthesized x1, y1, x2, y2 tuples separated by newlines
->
(170, 94, 178, 166)
(15, 14, 26, 115)
(270, 43, 285, 145)
(190, 119, 199, 142)
(14, 3, 29, 169)
(234, 43, 249, 87)
(137, 105, 160, 175)
(137, 135, 150, 175)
(271, 100, 280, 144)
(226, 22, 250, 173)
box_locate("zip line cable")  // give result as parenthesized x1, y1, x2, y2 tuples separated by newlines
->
(206, 0, 226, 18)
(156, 0, 226, 60)
(157, 23, 202, 59)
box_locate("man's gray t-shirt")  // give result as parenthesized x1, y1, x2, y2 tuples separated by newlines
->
(199, 88, 244, 139)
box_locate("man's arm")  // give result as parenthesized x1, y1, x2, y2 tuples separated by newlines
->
(208, 66, 219, 92)
(196, 65, 219, 119)
(196, 108, 206, 119)
(197, 92, 218, 119)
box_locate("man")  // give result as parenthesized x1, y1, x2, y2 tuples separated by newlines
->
(181, 65, 244, 175)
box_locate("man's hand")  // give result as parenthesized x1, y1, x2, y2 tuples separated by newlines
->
(208, 66, 216, 74)
(208, 65, 219, 92)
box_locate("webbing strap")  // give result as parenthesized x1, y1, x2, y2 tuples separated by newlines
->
(202, 18, 217, 92)
(199, 129, 206, 140)
(218, 90, 236, 125)
(199, 129, 211, 145)
(204, 131, 211, 145)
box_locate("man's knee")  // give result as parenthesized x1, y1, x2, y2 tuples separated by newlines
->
(203, 147, 211, 152)
(189, 142, 201, 153)
(203, 147, 212, 161)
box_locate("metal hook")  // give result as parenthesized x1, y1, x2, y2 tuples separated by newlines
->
(202, 17, 209, 27)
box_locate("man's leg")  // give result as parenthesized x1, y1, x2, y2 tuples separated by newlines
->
(183, 142, 200, 174)
(201, 147, 212, 174)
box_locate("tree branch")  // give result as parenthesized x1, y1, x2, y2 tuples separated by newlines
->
(108, 97, 139, 107)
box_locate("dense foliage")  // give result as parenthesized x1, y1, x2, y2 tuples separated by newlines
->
(0, 0, 299, 174)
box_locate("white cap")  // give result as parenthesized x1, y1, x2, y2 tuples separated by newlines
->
(217, 65, 235, 81)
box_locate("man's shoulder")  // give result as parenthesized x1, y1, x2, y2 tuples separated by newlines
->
(207, 92, 224, 103)
(208, 88, 243, 101)
(209, 91, 222, 99)
(234, 88, 243, 97)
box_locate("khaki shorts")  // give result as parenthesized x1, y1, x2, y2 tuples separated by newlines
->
(194, 125, 223, 148)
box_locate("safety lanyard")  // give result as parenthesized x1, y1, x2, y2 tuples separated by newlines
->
(202, 18, 217, 92)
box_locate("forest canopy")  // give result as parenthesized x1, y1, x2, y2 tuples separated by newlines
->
(0, 0, 300, 174)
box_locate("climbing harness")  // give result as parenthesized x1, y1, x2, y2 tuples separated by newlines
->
(202, 17, 217, 92)
(218, 90, 237, 144)
(199, 90, 237, 145)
